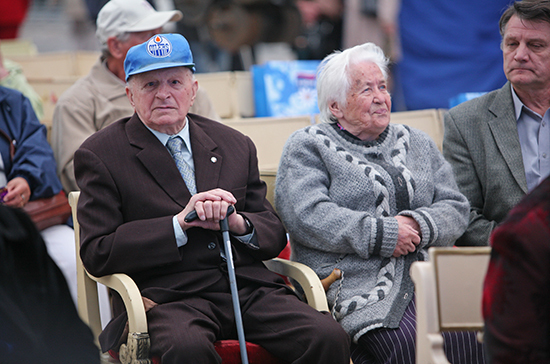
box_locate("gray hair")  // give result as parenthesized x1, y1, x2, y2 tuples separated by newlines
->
(100, 31, 132, 59)
(500, 0, 550, 43)
(316, 42, 390, 123)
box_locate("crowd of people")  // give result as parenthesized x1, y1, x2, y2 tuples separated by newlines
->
(0, 0, 549, 363)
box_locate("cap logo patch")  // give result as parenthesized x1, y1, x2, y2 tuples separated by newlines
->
(146, 35, 172, 58)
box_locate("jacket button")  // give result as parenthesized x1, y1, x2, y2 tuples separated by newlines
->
(207, 242, 216, 250)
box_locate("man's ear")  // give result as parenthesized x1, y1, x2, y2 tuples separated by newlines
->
(190, 79, 198, 104)
(125, 84, 135, 108)
(107, 36, 124, 59)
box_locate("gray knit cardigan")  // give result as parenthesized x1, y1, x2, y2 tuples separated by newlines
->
(275, 122, 469, 343)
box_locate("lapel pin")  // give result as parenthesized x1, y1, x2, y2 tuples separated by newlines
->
(211, 156, 217, 163)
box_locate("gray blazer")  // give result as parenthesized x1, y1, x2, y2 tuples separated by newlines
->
(443, 82, 527, 246)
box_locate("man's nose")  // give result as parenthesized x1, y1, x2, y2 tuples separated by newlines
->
(513, 43, 530, 62)
(156, 83, 171, 98)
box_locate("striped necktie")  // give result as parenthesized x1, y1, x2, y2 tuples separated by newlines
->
(166, 136, 197, 195)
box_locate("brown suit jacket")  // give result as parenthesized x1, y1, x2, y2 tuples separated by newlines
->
(74, 113, 288, 350)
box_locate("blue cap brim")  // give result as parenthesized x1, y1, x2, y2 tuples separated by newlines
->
(126, 62, 196, 81)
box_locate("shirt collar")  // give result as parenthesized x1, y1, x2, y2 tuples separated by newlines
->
(511, 84, 541, 121)
(146, 117, 192, 153)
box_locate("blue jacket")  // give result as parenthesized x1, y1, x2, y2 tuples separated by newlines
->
(0, 86, 61, 200)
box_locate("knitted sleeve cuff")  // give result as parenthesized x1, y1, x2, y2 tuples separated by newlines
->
(369, 217, 399, 257)
(398, 210, 437, 247)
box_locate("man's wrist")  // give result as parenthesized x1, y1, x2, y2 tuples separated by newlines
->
(240, 214, 253, 235)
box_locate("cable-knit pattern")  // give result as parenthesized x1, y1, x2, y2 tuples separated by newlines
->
(308, 126, 392, 217)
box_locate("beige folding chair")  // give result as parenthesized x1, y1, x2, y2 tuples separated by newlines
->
(411, 246, 491, 364)
(69, 191, 331, 364)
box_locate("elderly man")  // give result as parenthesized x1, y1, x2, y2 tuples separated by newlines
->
(74, 33, 350, 363)
(52, 0, 218, 193)
(443, 0, 550, 246)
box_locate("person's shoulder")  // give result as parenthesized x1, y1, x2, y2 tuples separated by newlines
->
(508, 176, 550, 222)
(188, 113, 251, 142)
(290, 122, 326, 138)
(0, 85, 30, 107)
(80, 116, 129, 148)
(396, 123, 429, 140)
(492, 176, 550, 254)
(55, 59, 106, 106)
(0, 84, 22, 99)
(55, 72, 97, 107)
(391, 123, 439, 153)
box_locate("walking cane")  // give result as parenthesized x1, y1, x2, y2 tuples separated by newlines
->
(185, 206, 249, 364)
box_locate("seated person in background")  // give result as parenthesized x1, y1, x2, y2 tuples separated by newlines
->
(52, 0, 219, 193)
(0, 85, 75, 298)
(483, 174, 550, 363)
(443, 0, 550, 246)
(0, 204, 99, 364)
(74, 33, 350, 363)
(0, 85, 111, 326)
(275, 42, 485, 364)
(0, 40, 44, 121)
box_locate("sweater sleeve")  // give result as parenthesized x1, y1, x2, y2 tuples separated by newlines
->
(3, 90, 61, 199)
(398, 130, 470, 248)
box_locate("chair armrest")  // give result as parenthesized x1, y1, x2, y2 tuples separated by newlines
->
(411, 261, 449, 364)
(87, 272, 148, 335)
(264, 258, 329, 312)
(87, 272, 151, 364)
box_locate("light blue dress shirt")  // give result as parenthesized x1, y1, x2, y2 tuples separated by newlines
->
(512, 86, 550, 192)
(145, 119, 257, 249)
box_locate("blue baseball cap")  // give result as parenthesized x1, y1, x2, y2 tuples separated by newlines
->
(124, 33, 196, 81)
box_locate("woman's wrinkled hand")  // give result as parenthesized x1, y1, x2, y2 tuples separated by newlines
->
(393, 216, 421, 257)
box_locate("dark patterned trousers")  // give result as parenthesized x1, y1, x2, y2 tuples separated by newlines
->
(350, 295, 486, 364)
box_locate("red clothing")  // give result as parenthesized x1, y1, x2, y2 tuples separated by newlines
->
(483, 176, 550, 363)
(0, 0, 30, 39)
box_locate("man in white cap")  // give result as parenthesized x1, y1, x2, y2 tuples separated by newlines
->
(52, 0, 219, 193)
(74, 33, 351, 363)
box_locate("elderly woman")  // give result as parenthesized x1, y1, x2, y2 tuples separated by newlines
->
(275, 43, 485, 363)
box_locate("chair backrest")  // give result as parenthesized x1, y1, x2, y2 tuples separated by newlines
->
(0, 38, 38, 56)
(390, 108, 445, 151)
(411, 246, 491, 364)
(195, 71, 255, 119)
(430, 247, 491, 331)
(260, 170, 277, 208)
(224, 115, 313, 171)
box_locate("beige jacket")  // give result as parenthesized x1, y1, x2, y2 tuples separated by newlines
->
(51, 59, 219, 193)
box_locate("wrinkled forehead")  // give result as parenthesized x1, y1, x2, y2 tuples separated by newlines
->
(504, 15, 550, 40)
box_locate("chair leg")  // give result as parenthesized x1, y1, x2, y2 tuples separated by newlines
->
(119, 332, 152, 364)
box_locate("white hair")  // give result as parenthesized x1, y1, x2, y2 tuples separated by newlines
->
(316, 42, 390, 123)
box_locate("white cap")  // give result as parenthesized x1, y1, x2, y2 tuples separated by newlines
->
(96, 0, 183, 45)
